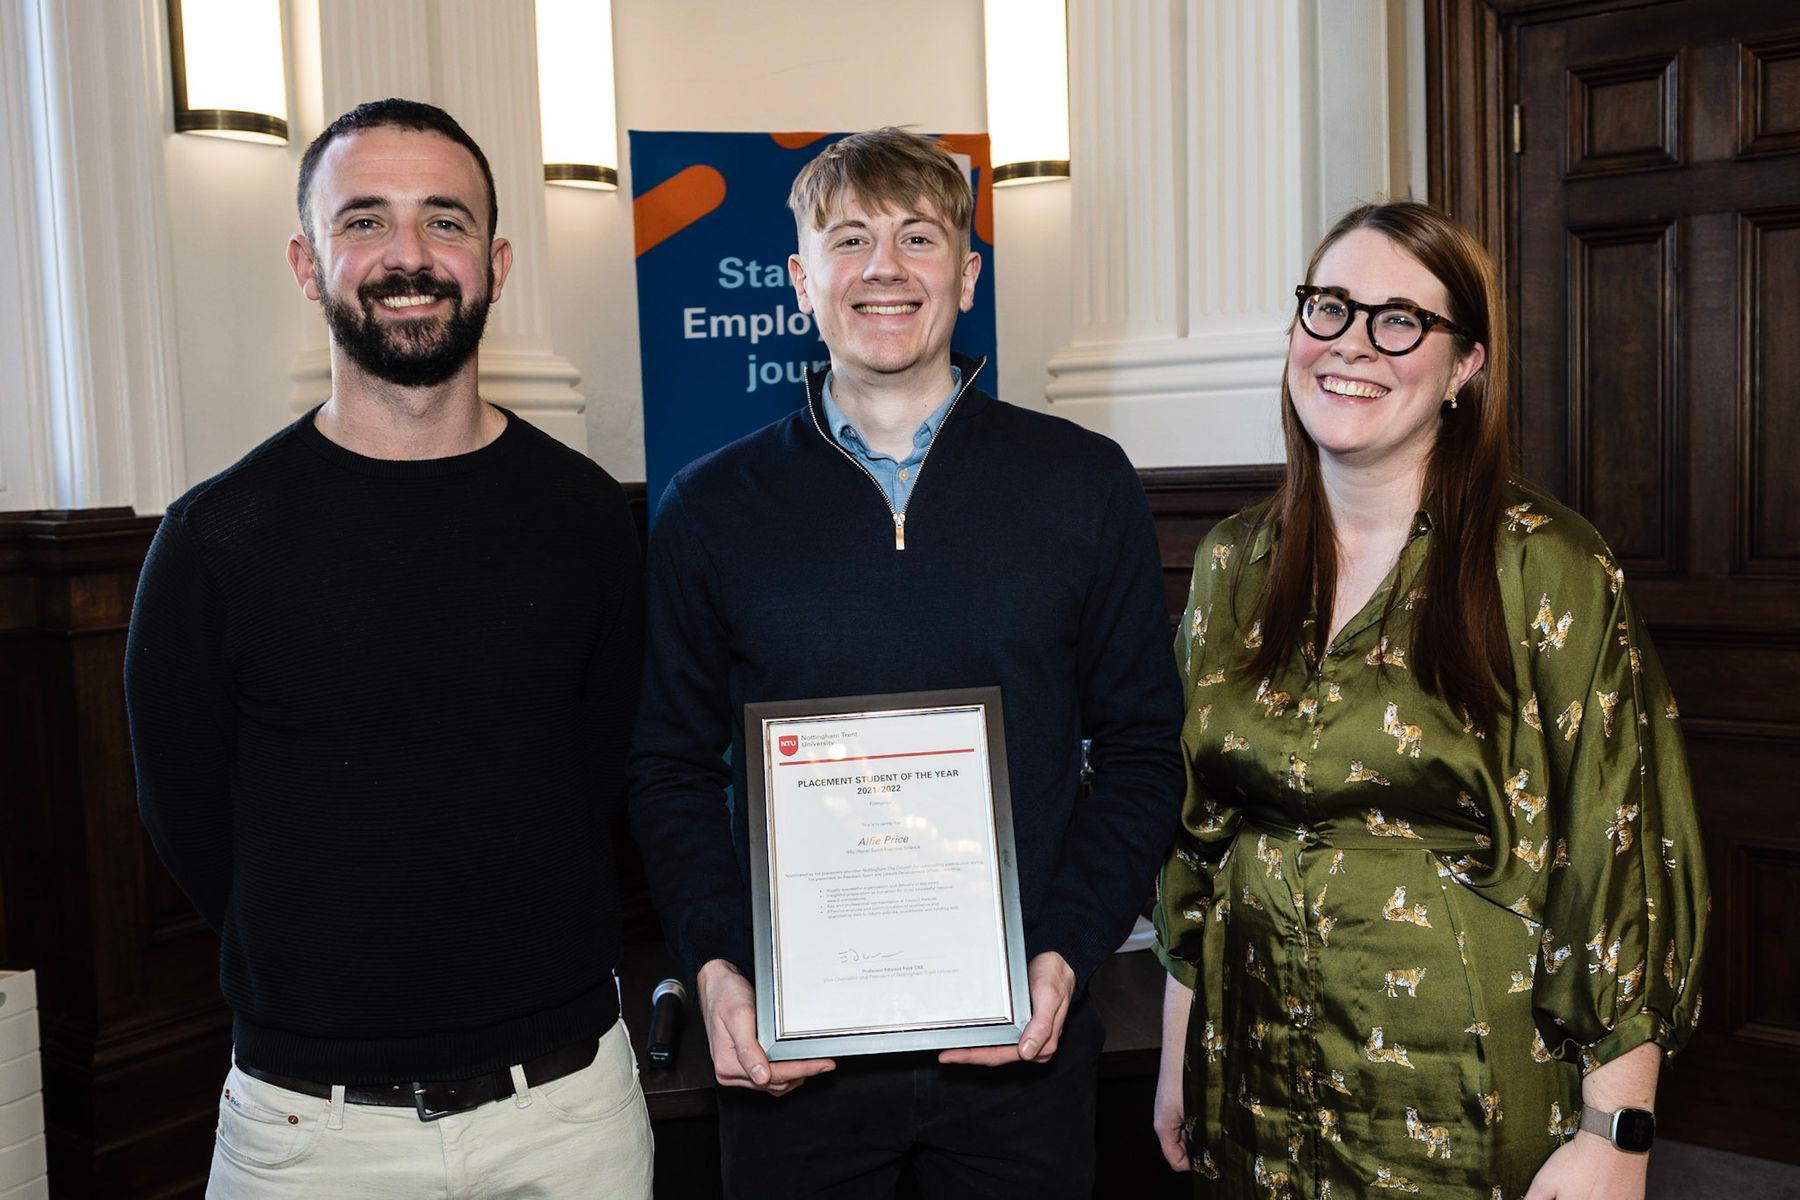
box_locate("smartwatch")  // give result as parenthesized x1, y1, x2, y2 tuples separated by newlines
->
(1580, 1105, 1656, 1153)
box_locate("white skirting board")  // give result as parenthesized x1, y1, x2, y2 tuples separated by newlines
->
(0, 972, 45, 1197)
(0, 1099, 41, 1153)
(0, 1139, 46, 1191)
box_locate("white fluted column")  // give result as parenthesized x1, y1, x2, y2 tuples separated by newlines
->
(288, 0, 588, 451)
(1047, 0, 1407, 467)
(0, 0, 186, 512)
(0, 0, 54, 511)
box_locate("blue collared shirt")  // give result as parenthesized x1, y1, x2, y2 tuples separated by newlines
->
(820, 367, 962, 511)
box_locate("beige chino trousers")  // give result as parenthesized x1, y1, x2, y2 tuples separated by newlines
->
(205, 1020, 652, 1199)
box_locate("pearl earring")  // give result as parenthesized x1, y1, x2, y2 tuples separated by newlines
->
(1445, 388, 1458, 410)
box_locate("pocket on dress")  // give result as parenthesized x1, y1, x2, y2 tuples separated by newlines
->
(1428, 861, 1505, 1074)
(215, 1066, 323, 1169)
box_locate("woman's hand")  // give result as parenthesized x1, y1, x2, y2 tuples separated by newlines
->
(1155, 973, 1194, 1171)
(1523, 1133, 1649, 1199)
(1525, 1041, 1659, 1199)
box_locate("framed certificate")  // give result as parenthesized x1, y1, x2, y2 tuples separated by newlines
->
(744, 687, 1031, 1060)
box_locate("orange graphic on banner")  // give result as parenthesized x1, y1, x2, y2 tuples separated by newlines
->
(634, 165, 727, 257)
(771, 132, 830, 150)
(933, 133, 994, 248)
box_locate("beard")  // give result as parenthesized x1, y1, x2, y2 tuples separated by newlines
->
(318, 266, 492, 388)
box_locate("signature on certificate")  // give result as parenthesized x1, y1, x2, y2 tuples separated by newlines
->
(835, 947, 903, 964)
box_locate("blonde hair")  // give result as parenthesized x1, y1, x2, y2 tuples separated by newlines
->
(788, 128, 972, 249)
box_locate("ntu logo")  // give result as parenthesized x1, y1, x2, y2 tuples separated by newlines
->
(777, 734, 799, 757)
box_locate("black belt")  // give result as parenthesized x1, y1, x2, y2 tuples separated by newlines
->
(237, 1037, 600, 1122)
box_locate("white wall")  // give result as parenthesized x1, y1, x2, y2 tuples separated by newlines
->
(162, 134, 308, 482)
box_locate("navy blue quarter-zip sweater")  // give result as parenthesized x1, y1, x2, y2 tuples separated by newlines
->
(628, 357, 1185, 990)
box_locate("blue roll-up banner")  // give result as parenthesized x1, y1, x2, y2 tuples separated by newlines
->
(629, 131, 998, 518)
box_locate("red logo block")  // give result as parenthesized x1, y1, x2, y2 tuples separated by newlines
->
(777, 735, 799, 757)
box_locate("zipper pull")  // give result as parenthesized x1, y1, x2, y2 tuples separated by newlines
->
(893, 512, 906, 550)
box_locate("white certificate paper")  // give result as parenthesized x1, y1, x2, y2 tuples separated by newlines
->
(760, 703, 1015, 1041)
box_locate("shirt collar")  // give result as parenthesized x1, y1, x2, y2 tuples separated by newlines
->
(820, 366, 962, 457)
(1245, 506, 1433, 565)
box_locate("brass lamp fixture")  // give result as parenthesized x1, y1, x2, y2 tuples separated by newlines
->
(537, 0, 620, 190)
(167, 0, 289, 144)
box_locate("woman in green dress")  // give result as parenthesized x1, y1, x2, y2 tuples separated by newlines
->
(1150, 202, 1708, 1199)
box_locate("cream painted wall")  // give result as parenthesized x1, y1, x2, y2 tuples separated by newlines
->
(550, 0, 1069, 483)
(162, 135, 308, 483)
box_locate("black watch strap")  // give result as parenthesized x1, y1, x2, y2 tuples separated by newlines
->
(1580, 1104, 1656, 1153)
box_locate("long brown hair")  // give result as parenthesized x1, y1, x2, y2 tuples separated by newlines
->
(1243, 201, 1516, 730)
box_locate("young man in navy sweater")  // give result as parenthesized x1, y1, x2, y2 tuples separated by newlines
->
(629, 128, 1185, 1198)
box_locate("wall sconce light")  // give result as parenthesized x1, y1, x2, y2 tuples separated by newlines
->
(537, 0, 620, 190)
(983, 0, 1071, 185)
(166, 0, 289, 144)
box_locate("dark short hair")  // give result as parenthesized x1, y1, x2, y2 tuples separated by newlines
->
(296, 98, 498, 240)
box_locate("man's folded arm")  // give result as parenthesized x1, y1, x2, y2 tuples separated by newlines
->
(124, 511, 237, 930)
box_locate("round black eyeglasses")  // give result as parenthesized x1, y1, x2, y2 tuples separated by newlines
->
(1293, 285, 1470, 356)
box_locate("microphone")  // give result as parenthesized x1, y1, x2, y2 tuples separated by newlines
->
(647, 978, 687, 1067)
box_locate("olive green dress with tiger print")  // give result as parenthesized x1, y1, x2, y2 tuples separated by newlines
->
(1152, 481, 1708, 1199)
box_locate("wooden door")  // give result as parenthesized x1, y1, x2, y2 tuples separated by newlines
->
(1503, 0, 1800, 1162)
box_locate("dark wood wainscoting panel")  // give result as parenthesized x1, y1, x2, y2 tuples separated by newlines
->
(1653, 629, 1800, 731)
(1739, 209, 1800, 574)
(1438, 0, 1800, 1164)
(1738, 33, 1800, 155)
(1737, 841, 1800, 1044)
(1567, 222, 1680, 573)
(1566, 52, 1682, 175)
(1138, 465, 1283, 624)
(0, 510, 229, 1199)
(1673, 724, 1800, 1157)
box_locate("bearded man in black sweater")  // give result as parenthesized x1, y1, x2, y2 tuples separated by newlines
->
(124, 100, 651, 1198)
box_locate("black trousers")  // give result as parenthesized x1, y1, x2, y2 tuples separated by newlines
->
(716, 1000, 1103, 1200)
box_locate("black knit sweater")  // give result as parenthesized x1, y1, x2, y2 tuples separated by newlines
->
(125, 409, 643, 1082)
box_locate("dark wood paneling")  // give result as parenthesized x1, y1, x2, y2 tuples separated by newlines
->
(1738, 33, 1800, 156)
(1139, 465, 1282, 625)
(1737, 842, 1800, 1044)
(1566, 53, 1681, 175)
(1738, 209, 1800, 574)
(1673, 727, 1800, 1159)
(1567, 222, 1680, 572)
(0, 509, 227, 1199)
(1438, 0, 1800, 1165)
(1424, 0, 1507, 241)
